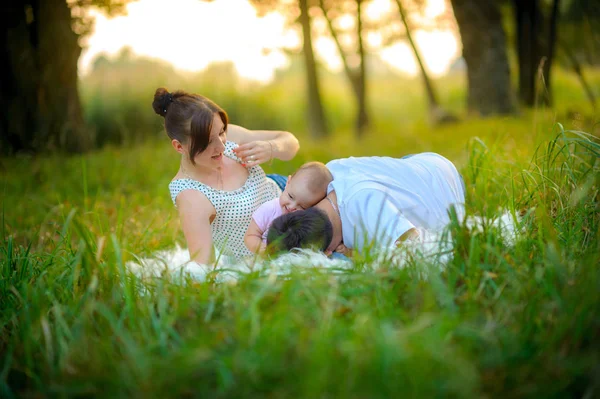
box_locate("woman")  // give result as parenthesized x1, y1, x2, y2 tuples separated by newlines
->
(152, 88, 299, 265)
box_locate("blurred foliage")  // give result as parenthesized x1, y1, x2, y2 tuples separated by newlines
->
(558, 0, 600, 65)
(80, 47, 599, 150)
(68, 0, 133, 38)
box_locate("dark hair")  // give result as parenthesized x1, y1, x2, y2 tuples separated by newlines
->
(266, 207, 333, 253)
(152, 87, 228, 164)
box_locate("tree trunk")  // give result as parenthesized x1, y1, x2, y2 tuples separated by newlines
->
(319, 0, 368, 137)
(0, 1, 38, 153)
(37, 0, 88, 151)
(514, 0, 543, 106)
(450, 0, 516, 116)
(560, 41, 596, 109)
(541, 0, 560, 106)
(395, 0, 438, 108)
(299, 0, 328, 138)
(393, 0, 458, 124)
(0, 0, 88, 154)
(355, 0, 369, 137)
(514, 0, 560, 107)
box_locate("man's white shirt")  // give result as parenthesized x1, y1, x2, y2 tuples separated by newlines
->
(326, 153, 465, 252)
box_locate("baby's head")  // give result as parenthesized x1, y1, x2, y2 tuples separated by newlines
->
(280, 161, 332, 214)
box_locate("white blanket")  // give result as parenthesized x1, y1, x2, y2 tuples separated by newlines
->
(126, 210, 522, 283)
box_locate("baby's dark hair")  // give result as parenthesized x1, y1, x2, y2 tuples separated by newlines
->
(266, 207, 333, 253)
(292, 162, 333, 195)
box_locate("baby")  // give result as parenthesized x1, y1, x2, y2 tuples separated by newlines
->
(245, 162, 332, 254)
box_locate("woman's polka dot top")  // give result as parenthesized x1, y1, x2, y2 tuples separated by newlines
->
(169, 141, 281, 259)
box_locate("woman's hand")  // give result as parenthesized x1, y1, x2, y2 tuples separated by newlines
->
(233, 140, 275, 167)
(226, 124, 299, 162)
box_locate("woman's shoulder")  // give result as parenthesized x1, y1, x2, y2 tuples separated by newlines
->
(169, 178, 210, 206)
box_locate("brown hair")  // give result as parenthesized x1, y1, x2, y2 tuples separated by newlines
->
(152, 87, 228, 164)
(293, 162, 333, 194)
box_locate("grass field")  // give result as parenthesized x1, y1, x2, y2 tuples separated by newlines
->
(1, 64, 599, 397)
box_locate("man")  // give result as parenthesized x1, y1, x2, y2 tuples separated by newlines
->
(266, 153, 465, 254)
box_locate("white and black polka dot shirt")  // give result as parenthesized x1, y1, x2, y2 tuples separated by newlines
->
(169, 141, 281, 259)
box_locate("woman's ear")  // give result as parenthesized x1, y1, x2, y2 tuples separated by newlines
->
(172, 139, 185, 155)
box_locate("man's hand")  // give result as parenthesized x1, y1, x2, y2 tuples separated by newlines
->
(395, 228, 419, 245)
(334, 243, 353, 257)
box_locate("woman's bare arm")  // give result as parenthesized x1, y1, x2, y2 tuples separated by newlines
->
(227, 124, 299, 164)
(175, 190, 216, 265)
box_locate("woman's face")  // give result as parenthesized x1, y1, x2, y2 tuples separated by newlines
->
(191, 113, 227, 167)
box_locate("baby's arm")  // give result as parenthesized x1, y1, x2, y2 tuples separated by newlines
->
(245, 219, 266, 254)
(245, 199, 278, 253)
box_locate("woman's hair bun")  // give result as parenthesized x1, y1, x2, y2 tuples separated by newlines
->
(152, 87, 174, 117)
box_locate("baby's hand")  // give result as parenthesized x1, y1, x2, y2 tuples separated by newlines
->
(334, 244, 352, 257)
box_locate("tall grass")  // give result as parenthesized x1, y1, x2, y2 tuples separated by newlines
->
(1, 59, 599, 396)
(1, 126, 598, 397)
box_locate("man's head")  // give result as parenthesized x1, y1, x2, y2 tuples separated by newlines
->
(279, 162, 333, 213)
(266, 207, 333, 253)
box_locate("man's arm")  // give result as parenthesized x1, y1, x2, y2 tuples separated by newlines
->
(396, 227, 419, 244)
(345, 190, 416, 252)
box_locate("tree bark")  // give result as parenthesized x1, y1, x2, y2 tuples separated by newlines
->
(319, 0, 369, 137)
(0, 0, 88, 154)
(560, 40, 596, 109)
(514, 0, 541, 106)
(395, 0, 438, 107)
(450, 0, 516, 116)
(299, 0, 328, 138)
(514, 0, 560, 107)
(355, 0, 368, 136)
(0, 1, 38, 152)
(394, 0, 458, 124)
(541, 0, 560, 106)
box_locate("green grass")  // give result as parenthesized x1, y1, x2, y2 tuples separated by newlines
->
(1, 65, 599, 397)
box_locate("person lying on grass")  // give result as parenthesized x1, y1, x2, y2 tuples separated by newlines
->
(245, 162, 351, 255)
(266, 152, 466, 255)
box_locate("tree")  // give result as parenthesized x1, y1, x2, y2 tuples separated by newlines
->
(319, 0, 369, 137)
(299, 0, 329, 138)
(513, 0, 561, 107)
(0, 0, 128, 154)
(450, 0, 516, 116)
(251, 0, 329, 138)
(555, 0, 600, 109)
(393, 0, 457, 124)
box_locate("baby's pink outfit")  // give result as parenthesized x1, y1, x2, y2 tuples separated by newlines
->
(252, 198, 284, 243)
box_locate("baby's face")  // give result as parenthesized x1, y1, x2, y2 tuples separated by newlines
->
(279, 173, 323, 214)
